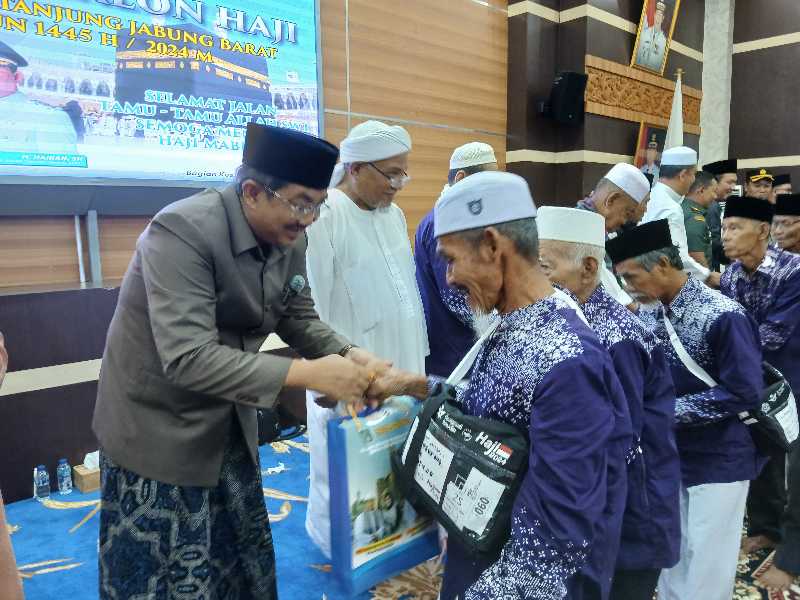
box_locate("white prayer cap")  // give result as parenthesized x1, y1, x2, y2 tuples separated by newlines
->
(339, 120, 411, 163)
(537, 206, 606, 248)
(449, 142, 497, 170)
(660, 146, 698, 167)
(330, 120, 412, 186)
(434, 171, 536, 238)
(604, 163, 650, 203)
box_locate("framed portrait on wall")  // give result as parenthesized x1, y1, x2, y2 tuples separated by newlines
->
(631, 0, 682, 75)
(634, 123, 667, 183)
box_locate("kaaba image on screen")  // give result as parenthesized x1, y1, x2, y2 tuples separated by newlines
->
(114, 24, 273, 136)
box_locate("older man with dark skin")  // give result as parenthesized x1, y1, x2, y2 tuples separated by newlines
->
(720, 196, 800, 592)
(538, 208, 679, 600)
(610, 220, 764, 600)
(372, 172, 629, 600)
(773, 193, 800, 255)
(0, 333, 24, 600)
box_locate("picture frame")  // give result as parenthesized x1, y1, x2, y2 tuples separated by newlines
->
(631, 0, 682, 76)
(634, 122, 667, 184)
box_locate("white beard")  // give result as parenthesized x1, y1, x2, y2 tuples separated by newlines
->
(471, 307, 499, 336)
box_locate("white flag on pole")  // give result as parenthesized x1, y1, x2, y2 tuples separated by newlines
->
(664, 70, 684, 150)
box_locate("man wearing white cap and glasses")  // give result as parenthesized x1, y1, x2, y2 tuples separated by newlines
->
(414, 142, 498, 379)
(538, 207, 680, 600)
(304, 120, 429, 558)
(577, 163, 651, 309)
(640, 146, 722, 287)
(370, 171, 628, 600)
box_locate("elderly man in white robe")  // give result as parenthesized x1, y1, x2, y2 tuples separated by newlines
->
(640, 146, 722, 288)
(304, 120, 429, 558)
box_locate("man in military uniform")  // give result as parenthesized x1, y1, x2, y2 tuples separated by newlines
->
(0, 40, 77, 154)
(683, 170, 718, 268)
(93, 123, 390, 599)
(635, 1, 669, 72)
(745, 168, 775, 202)
(703, 158, 739, 271)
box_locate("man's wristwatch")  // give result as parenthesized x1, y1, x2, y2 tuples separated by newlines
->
(338, 344, 358, 357)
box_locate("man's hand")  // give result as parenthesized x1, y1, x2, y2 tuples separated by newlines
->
(367, 368, 429, 402)
(366, 368, 410, 401)
(706, 271, 722, 289)
(757, 564, 796, 592)
(286, 355, 371, 406)
(0, 332, 7, 388)
(344, 347, 392, 376)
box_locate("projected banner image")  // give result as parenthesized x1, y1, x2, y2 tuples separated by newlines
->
(0, 0, 320, 183)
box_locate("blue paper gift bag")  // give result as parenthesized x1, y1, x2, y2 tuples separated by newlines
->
(327, 396, 438, 596)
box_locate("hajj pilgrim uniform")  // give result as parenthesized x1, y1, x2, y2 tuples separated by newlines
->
(414, 142, 498, 378)
(720, 196, 800, 576)
(608, 220, 765, 600)
(576, 163, 651, 307)
(537, 207, 680, 600)
(431, 173, 630, 600)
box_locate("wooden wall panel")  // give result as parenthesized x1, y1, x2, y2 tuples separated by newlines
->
(346, 0, 507, 134)
(320, 0, 348, 113)
(321, 0, 508, 240)
(0, 218, 79, 288)
(98, 216, 150, 282)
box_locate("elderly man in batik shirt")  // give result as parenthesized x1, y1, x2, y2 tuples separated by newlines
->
(720, 195, 800, 592)
(538, 207, 680, 600)
(372, 171, 631, 600)
(576, 163, 652, 309)
(609, 219, 764, 600)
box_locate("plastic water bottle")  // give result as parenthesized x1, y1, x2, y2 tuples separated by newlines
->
(34, 465, 50, 502)
(57, 459, 73, 495)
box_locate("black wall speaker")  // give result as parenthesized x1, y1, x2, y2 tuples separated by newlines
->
(542, 71, 588, 125)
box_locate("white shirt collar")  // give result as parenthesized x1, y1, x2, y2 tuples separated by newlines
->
(654, 181, 683, 204)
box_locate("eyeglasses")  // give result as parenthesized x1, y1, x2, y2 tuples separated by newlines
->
(367, 162, 411, 190)
(263, 185, 324, 219)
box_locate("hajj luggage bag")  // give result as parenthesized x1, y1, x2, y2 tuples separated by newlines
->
(392, 319, 529, 555)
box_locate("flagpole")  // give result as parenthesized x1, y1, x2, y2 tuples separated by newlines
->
(664, 68, 685, 150)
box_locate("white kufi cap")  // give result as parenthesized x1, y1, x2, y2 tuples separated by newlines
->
(604, 163, 651, 203)
(434, 171, 536, 238)
(536, 206, 606, 248)
(449, 142, 497, 170)
(660, 146, 698, 167)
(330, 120, 412, 186)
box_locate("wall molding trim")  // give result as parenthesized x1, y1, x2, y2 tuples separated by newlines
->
(507, 1, 704, 62)
(323, 109, 506, 138)
(739, 156, 800, 169)
(506, 149, 634, 165)
(584, 55, 702, 135)
(733, 32, 800, 54)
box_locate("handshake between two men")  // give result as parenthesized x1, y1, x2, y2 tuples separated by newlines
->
(290, 346, 428, 411)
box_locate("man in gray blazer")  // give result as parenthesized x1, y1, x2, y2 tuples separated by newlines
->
(93, 123, 386, 599)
